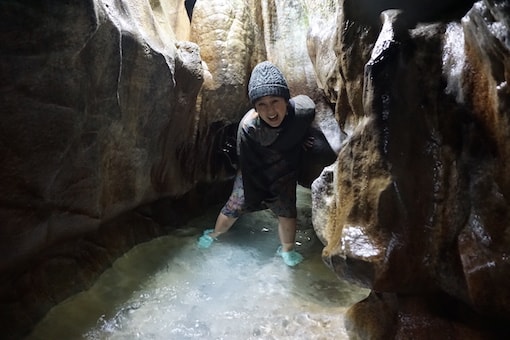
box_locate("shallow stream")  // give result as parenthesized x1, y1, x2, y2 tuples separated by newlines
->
(28, 187, 369, 339)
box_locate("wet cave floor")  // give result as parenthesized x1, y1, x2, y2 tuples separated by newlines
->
(28, 187, 369, 339)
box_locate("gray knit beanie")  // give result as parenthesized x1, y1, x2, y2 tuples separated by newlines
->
(248, 61, 290, 104)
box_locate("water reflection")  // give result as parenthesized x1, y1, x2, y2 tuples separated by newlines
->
(28, 187, 369, 339)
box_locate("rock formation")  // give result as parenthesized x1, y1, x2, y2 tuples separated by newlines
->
(0, 1, 202, 336)
(311, 0, 510, 338)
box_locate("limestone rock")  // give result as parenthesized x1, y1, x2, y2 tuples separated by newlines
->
(190, 0, 261, 124)
(312, 0, 510, 337)
(0, 0, 203, 336)
(0, 0, 203, 272)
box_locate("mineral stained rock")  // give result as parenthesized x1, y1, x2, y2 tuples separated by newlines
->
(311, 0, 510, 338)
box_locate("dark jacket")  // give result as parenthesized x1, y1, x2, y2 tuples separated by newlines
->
(238, 95, 315, 212)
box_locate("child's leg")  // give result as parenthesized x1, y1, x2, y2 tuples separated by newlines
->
(276, 216, 303, 266)
(209, 212, 237, 238)
(198, 171, 245, 247)
(277, 216, 297, 251)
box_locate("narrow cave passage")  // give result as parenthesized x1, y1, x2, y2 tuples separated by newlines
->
(27, 187, 368, 339)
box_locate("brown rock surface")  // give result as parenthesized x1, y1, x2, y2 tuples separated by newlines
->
(0, 0, 202, 271)
(311, 0, 510, 338)
(0, 0, 204, 336)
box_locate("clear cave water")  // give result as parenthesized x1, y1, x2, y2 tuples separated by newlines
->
(27, 186, 369, 339)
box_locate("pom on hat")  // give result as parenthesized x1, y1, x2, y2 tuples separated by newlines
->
(248, 61, 290, 104)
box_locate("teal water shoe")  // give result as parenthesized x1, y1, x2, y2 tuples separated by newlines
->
(197, 229, 216, 248)
(277, 246, 303, 266)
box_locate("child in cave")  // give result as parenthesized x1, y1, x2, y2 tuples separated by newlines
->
(197, 61, 315, 267)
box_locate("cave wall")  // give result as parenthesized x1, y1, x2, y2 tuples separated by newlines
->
(0, 0, 203, 336)
(0, 0, 202, 272)
(310, 0, 510, 338)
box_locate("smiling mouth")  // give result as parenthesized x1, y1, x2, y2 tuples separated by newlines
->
(269, 115, 277, 120)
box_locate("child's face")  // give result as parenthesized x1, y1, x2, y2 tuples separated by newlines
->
(254, 96, 288, 127)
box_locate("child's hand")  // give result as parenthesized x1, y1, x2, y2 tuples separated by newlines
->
(302, 136, 315, 151)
